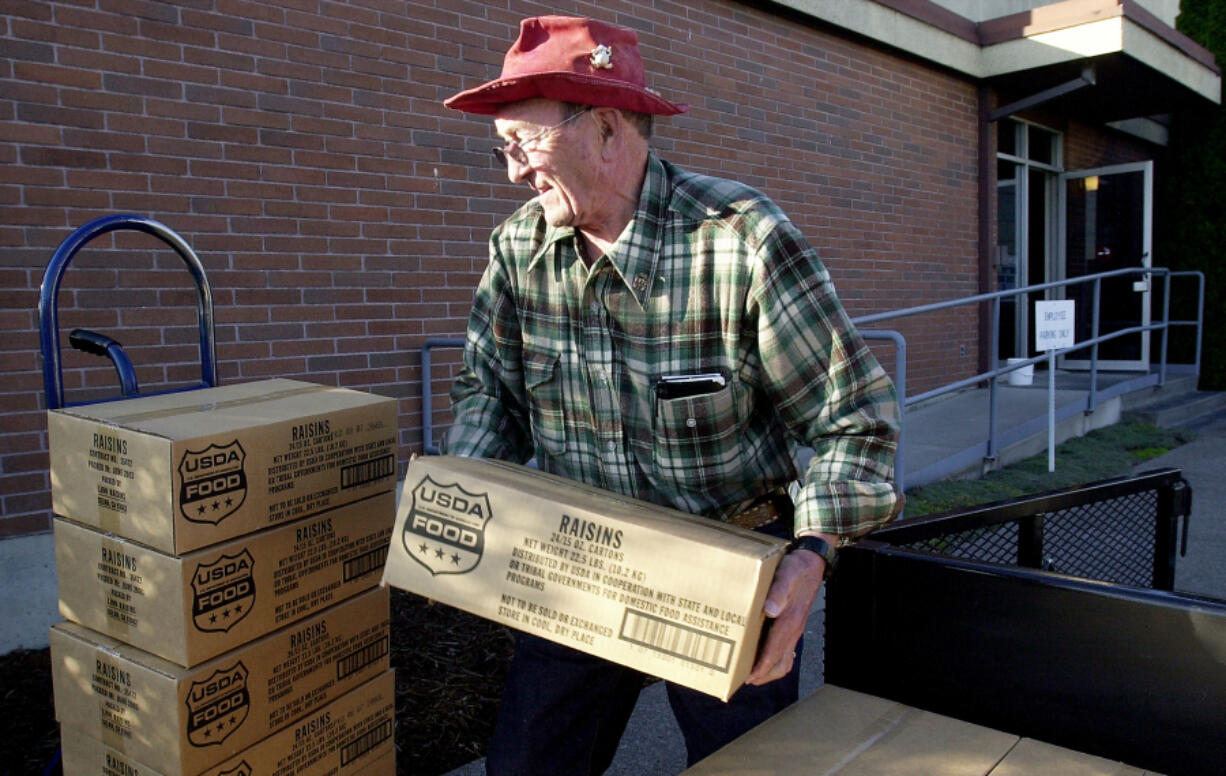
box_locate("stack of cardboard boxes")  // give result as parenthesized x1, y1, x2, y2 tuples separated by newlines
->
(45, 379, 400, 776)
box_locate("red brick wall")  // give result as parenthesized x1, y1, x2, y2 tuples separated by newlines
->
(0, 0, 981, 538)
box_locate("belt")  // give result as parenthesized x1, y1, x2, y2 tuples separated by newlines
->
(727, 489, 792, 531)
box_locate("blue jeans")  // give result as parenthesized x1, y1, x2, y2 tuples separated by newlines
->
(486, 520, 801, 775)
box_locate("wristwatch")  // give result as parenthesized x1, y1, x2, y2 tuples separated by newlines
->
(790, 534, 839, 580)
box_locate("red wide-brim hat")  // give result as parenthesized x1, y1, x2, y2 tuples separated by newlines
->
(444, 16, 689, 116)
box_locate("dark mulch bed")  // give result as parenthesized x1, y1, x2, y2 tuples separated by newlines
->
(387, 590, 514, 773)
(4, 647, 61, 776)
(2, 589, 513, 776)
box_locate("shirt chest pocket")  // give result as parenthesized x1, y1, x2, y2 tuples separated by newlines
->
(652, 381, 748, 487)
(524, 350, 567, 459)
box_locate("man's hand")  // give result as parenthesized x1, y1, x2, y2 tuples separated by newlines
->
(743, 537, 829, 686)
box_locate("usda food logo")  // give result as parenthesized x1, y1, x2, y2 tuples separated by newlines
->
(191, 550, 255, 633)
(186, 661, 250, 747)
(179, 440, 248, 524)
(403, 475, 492, 576)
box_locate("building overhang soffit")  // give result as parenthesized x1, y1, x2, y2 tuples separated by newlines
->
(774, 0, 1220, 111)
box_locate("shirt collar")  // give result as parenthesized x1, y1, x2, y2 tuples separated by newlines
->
(604, 152, 668, 309)
(526, 204, 569, 272)
(525, 153, 670, 310)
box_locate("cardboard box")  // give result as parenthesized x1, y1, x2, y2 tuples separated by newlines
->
(60, 670, 397, 776)
(381, 455, 789, 700)
(683, 684, 1017, 774)
(55, 491, 394, 666)
(51, 586, 390, 775)
(681, 684, 1156, 775)
(349, 749, 395, 776)
(48, 378, 397, 554)
(62, 741, 395, 776)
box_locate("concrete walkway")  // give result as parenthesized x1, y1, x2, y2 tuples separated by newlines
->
(444, 376, 1225, 776)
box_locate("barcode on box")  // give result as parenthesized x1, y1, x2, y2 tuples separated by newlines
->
(341, 455, 395, 489)
(344, 545, 388, 582)
(340, 719, 393, 766)
(619, 609, 735, 672)
(336, 637, 389, 680)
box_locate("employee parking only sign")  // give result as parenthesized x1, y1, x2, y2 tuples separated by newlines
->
(1034, 298, 1076, 472)
(1035, 300, 1075, 351)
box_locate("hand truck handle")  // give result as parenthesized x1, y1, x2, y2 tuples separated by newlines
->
(68, 329, 140, 399)
(39, 214, 217, 410)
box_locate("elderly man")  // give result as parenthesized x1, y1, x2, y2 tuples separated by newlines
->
(442, 15, 902, 775)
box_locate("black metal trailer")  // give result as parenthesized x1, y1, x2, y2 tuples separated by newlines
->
(825, 467, 1222, 776)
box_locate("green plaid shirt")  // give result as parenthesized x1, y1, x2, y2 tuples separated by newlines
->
(445, 153, 901, 538)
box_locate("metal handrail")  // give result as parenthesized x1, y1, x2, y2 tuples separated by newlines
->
(856, 266, 1169, 328)
(421, 331, 911, 488)
(858, 330, 906, 490)
(418, 266, 1204, 490)
(850, 266, 1203, 470)
(422, 336, 465, 455)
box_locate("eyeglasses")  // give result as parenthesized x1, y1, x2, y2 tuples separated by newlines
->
(492, 108, 591, 168)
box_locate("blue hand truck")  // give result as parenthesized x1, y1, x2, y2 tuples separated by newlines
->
(36, 214, 219, 776)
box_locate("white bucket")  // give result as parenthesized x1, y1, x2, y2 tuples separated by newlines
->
(1005, 357, 1034, 386)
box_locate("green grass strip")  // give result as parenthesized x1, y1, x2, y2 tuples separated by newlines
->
(903, 422, 1195, 517)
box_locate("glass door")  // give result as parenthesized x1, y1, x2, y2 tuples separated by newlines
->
(1059, 161, 1153, 371)
(996, 120, 1061, 363)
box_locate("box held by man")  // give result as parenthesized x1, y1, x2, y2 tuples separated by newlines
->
(381, 455, 789, 701)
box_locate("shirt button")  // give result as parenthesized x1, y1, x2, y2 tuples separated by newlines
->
(590, 302, 601, 314)
(606, 440, 617, 452)
(686, 417, 697, 428)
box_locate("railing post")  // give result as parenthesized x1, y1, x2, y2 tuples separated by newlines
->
(860, 330, 907, 493)
(1195, 271, 1205, 375)
(1087, 277, 1101, 414)
(985, 296, 1002, 469)
(1159, 270, 1171, 386)
(421, 337, 466, 455)
(422, 342, 436, 453)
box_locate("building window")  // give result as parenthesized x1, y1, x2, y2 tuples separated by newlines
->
(996, 118, 1062, 360)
